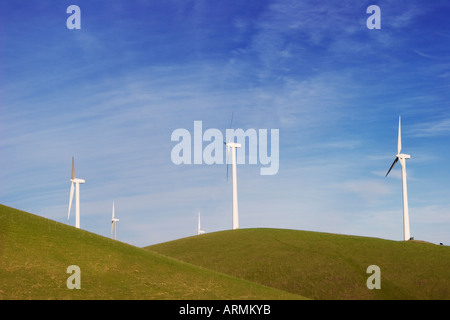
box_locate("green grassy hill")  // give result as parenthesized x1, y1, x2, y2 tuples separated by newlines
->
(3, 203, 449, 300)
(146, 228, 450, 300)
(0, 204, 304, 300)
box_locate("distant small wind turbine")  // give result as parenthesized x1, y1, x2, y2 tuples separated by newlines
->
(111, 202, 119, 240)
(197, 212, 205, 235)
(385, 116, 412, 241)
(68, 157, 85, 229)
(224, 113, 241, 230)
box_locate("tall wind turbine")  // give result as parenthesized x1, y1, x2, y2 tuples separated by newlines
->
(67, 157, 85, 229)
(225, 113, 241, 230)
(111, 202, 119, 240)
(385, 116, 412, 241)
(197, 212, 205, 235)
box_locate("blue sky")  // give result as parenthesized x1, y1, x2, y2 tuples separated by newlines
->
(1, 0, 450, 246)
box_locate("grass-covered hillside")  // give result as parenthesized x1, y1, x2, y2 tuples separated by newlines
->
(3, 203, 449, 300)
(147, 228, 450, 300)
(0, 204, 304, 300)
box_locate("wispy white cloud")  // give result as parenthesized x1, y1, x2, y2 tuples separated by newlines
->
(409, 118, 450, 137)
(339, 179, 392, 202)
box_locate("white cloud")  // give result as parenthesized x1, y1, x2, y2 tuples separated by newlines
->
(409, 118, 450, 137)
(339, 179, 392, 202)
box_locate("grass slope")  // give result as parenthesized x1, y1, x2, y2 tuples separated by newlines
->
(0, 205, 304, 300)
(146, 228, 450, 300)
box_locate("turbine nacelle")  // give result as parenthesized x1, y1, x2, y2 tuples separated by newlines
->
(226, 142, 242, 149)
(70, 178, 86, 184)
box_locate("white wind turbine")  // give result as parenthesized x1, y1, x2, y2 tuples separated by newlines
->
(197, 212, 205, 235)
(385, 116, 412, 241)
(67, 157, 85, 229)
(111, 202, 119, 240)
(225, 113, 241, 230)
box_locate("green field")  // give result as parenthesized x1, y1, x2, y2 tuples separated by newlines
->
(0, 204, 304, 300)
(147, 228, 450, 299)
(1, 203, 449, 300)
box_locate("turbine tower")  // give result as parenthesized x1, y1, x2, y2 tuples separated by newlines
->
(68, 157, 85, 229)
(111, 201, 119, 240)
(197, 212, 205, 235)
(385, 116, 411, 241)
(225, 113, 241, 230)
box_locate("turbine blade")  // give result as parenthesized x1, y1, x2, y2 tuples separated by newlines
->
(229, 112, 234, 131)
(385, 157, 399, 177)
(111, 221, 114, 234)
(398, 116, 402, 154)
(112, 201, 115, 219)
(72, 157, 75, 180)
(226, 163, 229, 181)
(227, 112, 234, 144)
(224, 112, 234, 180)
(226, 146, 231, 181)
(68, 182, 74, 219)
